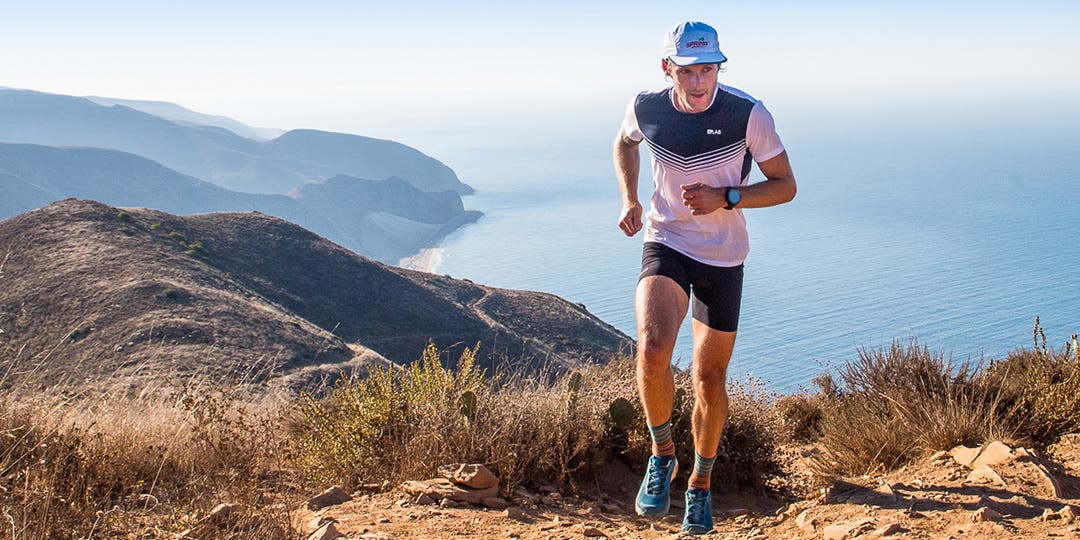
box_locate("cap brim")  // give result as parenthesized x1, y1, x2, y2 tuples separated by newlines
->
(667, 52, 727, 66)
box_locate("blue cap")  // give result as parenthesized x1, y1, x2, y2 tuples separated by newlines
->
(661, 21, 727, 66)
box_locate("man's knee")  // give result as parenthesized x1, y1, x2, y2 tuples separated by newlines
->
(637, 332, 676, 375)
(694, 366, 727, 404)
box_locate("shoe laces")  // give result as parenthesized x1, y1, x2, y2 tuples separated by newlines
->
(686, 490, 709, 523)
(646, 458, 672, 494)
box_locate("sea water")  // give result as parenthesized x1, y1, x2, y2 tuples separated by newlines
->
(403, 108, 1080, 392)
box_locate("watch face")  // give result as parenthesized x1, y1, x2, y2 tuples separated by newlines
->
(727, 188, 741, 205)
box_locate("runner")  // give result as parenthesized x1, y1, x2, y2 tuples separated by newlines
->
(613, 20, 798, 535)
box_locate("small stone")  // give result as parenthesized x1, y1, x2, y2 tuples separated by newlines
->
(1061, 505, 1078, 524)
(306, 486, 352, 510)
(1042, 507, 1059, 521)
(439, 498, 458, 509)
(439, 463, 500, 490)
(950, 445, 982, 468)
(415, 494, 436, 506)
(928, 450, 949, 462)
(504, 506, 527, 521)
(376, 517, 391, 524)
(581, 526, 607, 538)
(967, 466, 1006, 486)
(971, 506, 1003, 522)
(726, 507, 751, 517)
(308, 522, 342, 540)
(872, 523, 904, 537)
(206, 503, 243, 525)
(358, 534, 391, 540)
(972, 441, 1016, 469)
(484, 497, 509, 509)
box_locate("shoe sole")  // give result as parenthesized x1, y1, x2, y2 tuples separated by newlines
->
(634, 460, 678, 516)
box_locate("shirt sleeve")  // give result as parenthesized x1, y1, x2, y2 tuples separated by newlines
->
(746, 101, 785, 163)
(621, 96, 644, 142)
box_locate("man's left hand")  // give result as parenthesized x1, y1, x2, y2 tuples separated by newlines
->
(680, 183, 725, 215)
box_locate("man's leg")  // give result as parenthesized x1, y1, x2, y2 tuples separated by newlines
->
(688, 319, 736, 490)
(635, 275, 689, 445)
(680, 320, 735, 535)
(633, 274, 688, 516)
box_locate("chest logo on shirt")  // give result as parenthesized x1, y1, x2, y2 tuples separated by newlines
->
(706, 129, 722, 135)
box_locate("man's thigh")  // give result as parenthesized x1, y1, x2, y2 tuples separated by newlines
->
(691, 319, 736, 373)
(635, 275, 689, 347)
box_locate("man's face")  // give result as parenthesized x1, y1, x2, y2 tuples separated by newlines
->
(664, 60, 718, 111)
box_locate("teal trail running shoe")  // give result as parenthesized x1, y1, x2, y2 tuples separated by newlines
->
(634, 455, 677, 516)
(681, 487, 713, 535)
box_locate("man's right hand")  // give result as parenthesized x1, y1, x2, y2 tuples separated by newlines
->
(619, 201, 643, 236)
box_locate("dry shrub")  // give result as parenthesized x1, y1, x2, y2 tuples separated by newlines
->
(0, 381, 298, 539)
(298, 345, 784, 495)
(814, 340, 1017, 477)
(982, 321, 1080, 447)
(297, 342, 607, 494)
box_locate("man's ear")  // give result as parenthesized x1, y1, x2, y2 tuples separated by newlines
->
(660, 58, 669, 74)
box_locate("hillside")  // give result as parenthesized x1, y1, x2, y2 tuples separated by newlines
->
(0, 88, 471, 195)
(0, 200, 630, 390)
(0, 143, 477, 263)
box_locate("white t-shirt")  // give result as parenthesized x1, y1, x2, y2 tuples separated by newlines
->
(622, 83, 785, 267)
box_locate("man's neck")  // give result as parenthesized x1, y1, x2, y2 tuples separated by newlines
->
(671, 85, 718, 114)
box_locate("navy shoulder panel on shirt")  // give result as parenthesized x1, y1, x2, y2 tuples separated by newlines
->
(634, 88, 755, 156)
(634, 87, 757, 176)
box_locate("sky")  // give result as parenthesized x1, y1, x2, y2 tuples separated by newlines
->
(3, 1, 1079, 147)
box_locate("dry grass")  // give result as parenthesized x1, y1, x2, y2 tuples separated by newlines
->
(0, 380, 301, 539)
(807, 320, 1080, 477)
(296, 343, 785, 496)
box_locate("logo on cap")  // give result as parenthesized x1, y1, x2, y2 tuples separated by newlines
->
(685, 37, 709, 49)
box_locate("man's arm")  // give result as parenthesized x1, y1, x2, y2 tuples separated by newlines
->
(680, 151, 797, 215)
(614, 129, 643, 236)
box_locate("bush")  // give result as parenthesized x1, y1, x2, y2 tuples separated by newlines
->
(296, 345, 785, 495)
(813, 340, 1018, 476)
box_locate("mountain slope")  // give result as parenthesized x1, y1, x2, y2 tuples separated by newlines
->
(0, 200, 631, 389)
(0, 88, 471, 195)
(84, 95, 283, 140)
(0, 143, 476, 263)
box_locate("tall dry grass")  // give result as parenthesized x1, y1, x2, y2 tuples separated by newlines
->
(0, 378, 300, 539)
(804, 320, 1080, 477)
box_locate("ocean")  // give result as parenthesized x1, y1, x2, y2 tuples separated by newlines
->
(400, 105, 1080, 392)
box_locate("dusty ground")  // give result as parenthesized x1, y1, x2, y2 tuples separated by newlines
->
(287, 437, 1080, 540)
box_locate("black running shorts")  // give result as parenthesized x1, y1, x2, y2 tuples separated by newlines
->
(638, 242, 744, 332)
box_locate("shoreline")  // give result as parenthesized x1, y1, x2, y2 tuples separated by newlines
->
(397, 209, 482, 272)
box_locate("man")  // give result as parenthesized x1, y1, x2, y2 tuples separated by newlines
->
(613, 21, 797, 535)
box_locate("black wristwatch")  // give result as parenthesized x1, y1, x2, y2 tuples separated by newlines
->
(724, 187, 742, 210)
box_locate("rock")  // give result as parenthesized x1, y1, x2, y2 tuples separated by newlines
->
(967, 466, 1006, 486)
(1042, 507, 1059, 521)
(504, 506, 527, 521)
(308, 522, 342, 540)
(601, 502, 622, 514)
(415, 494, 436, 506)
(971, 507, 1003, 522)
(972, 441, 1016, 468)
(308, 516, 335, 532)
(439, 498, 458, 509)
(376, 517, 391, 524)
(358, 534, 391, 540)
(950, 445, 982, 468)
(483, 497, 509, 509)
(439, 463, 500, 489)
(207, 502, 243, 524)
(928, 450, 949, 462)
(822, 518, 874, 540)
(401, 478, 499, 505)
(581, 526, 607, 538)
(1062, 505, 1078, 524)
(871, 523, 904, 537)
(306, 486, 352, 510)
(795, 508, 818, 533)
